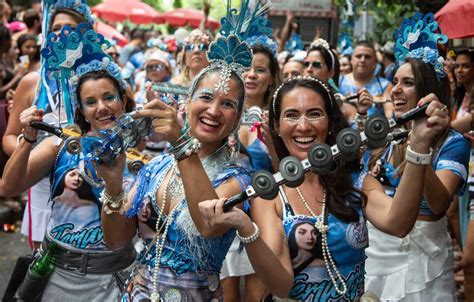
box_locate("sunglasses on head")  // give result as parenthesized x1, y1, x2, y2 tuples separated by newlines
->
(303, 61, 323, 69)
(146, 63, 165, 71)
(185, 43, 208, 52)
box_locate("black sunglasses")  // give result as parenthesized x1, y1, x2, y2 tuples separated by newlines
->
(303, 61, 323, 69)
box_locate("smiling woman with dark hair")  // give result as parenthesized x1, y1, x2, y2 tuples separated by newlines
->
(199, 73, 451, 301)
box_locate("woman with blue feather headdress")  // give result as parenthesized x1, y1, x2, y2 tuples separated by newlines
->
(3, 0, 94, 252)
(97, 1, 276, 301)
(363, 13, 470, 301)
(1, 4, 138, 300)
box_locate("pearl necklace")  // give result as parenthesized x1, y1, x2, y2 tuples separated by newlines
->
(150, 165, 182, 302)
(295, 187, 348, 295)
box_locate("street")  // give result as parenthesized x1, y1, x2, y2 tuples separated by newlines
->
(0, 229, 30, 298)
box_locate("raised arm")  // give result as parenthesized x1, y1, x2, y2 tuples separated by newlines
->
(98, 154, 138, 250)
(3, 72, 39, 156)
(199, 197, 294, 298)
(363, 94, 451, 237)
(2, 106, 58, 197)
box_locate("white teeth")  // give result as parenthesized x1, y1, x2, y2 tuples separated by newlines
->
(393, 99, 407, 106)
(97, 115, 112, 121)
(294, 137, 315, 143)
(201, 118, 219, 127)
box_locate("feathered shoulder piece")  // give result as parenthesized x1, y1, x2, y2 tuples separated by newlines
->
(394, 12, 448, 78)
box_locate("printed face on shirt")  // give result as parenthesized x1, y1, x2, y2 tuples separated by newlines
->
(64, 169, 83, 191)
(295, 223, 318, 251)
(391, 63, 417, 116)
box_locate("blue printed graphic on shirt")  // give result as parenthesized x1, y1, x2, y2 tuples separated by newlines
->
(47, 145, 106, 250)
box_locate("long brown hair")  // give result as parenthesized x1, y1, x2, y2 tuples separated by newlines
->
(368, 58, 450, 175)
(270, 77, 366, 223)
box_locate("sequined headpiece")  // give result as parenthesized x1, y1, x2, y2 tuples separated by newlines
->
(394, 12, 448, 79)
(35, 22, 124, 125)
(192, 0, 272, 96)
(223, 0, 276, 55)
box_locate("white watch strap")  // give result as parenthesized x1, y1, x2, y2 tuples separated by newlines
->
(405, 145, 432, 165)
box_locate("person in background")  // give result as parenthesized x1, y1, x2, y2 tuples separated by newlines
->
(339, 54, 352, 76)
(380, 41, 395, 83)
(11, 8, 41, 46)
(282, 59, 304, 81)
(16, 33, 40, 72)
(339, 40, 393, 119)
(172, 29, 210, 87)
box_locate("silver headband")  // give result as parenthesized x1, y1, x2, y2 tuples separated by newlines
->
(272, 75, 334, 116)
(309, 38, 335, 70)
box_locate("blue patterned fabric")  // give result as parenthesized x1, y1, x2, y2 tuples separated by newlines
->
(246, 138, 272, 172)
(123, 154, 251, 300)
(48, 144, 106, 250)
(279, 173, 368, 301)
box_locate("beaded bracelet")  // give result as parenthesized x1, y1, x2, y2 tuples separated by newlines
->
(236, 222, 260, 244)
(171, 136, 201, 161)
(100, 189, 125, 215)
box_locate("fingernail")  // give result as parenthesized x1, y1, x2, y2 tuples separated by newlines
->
(417, 101, 422, 106)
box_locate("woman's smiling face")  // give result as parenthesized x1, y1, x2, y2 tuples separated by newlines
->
(276, 86, 329, 161)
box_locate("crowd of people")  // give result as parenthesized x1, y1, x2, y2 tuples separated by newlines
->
(0, 0, 474, 301)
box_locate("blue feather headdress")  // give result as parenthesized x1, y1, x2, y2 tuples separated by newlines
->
(220, 0, 276, 55)
(198, 0, 272, 96)
(394, 12, 448, 79)
(35, 22, 124, 126)
(35, 0, 96, 127)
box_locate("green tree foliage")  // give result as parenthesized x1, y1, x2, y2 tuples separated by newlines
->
(86, 0, 102, 8)
(142, 0, 163, 11)
(369, 0, 418, 44)
(335, 0, 418, 44)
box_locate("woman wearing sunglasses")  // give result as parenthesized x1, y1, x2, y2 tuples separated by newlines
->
(304, 39, 358, 124)
(134, 49, 172, 106)
(172, 29, 210, 87)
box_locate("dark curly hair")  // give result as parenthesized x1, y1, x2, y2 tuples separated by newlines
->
(269, 77, 366, 223)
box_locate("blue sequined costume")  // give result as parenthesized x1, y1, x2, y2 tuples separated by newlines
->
(123, 154, 251, 301)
